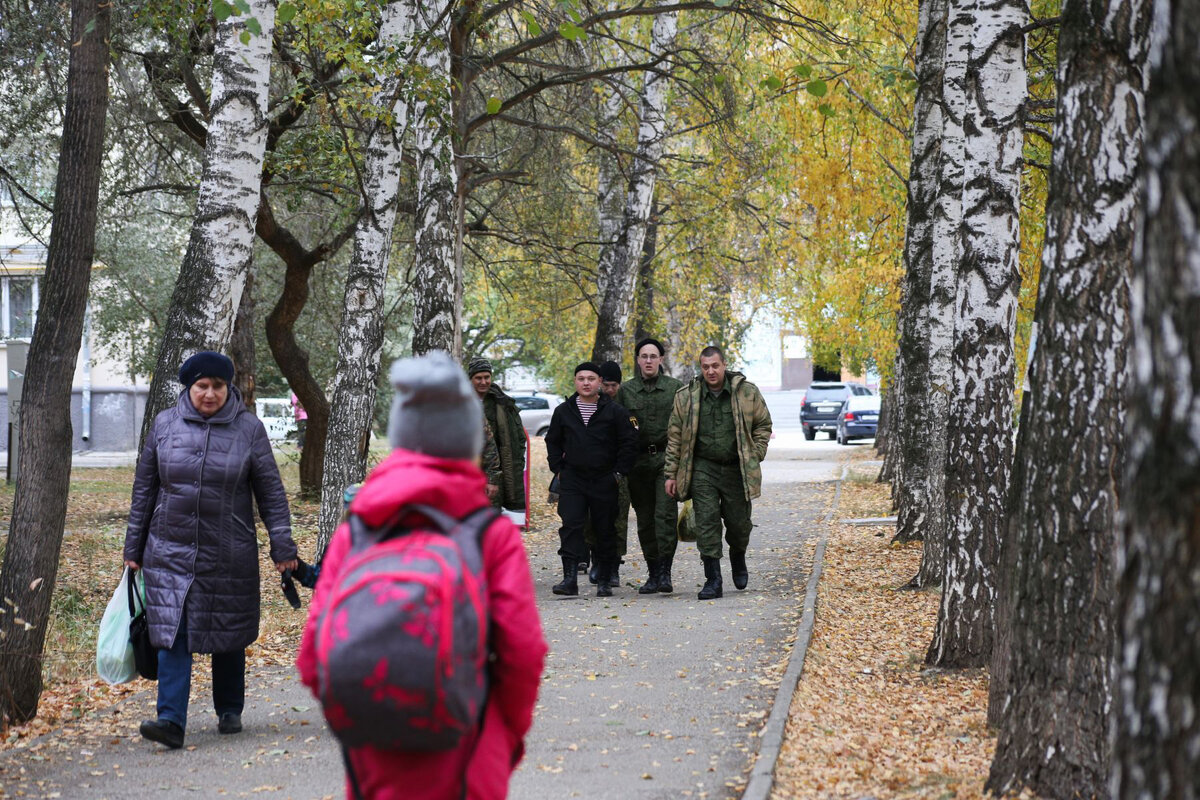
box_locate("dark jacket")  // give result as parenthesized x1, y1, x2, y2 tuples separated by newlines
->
(545, 393, 636, 477)
(123, 387, 297, 653)
(482, 385, 528, 510)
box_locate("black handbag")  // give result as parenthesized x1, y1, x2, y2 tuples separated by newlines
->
(127, 572, 158, 681)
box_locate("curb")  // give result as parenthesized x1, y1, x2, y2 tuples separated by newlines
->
(741, 477, 841, 800)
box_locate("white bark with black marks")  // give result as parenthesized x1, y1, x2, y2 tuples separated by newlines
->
(892, 0, 948, 551)
(986, 0, 1149, 793)
(927, 0, 1027, 668)
(1113, 0, 1200, 793)
(410, 2, 457, 357)
(591, 7, 676, 363)
(316, 0, 418, 551)
(912, 0, 973, 587)
(140, 0, 276, 447)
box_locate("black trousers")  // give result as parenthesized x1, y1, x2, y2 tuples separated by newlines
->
(557, 469, 619, 565)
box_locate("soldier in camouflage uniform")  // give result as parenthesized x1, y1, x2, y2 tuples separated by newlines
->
(615, 338, 684, 594)
(665, 345, 772, 600)
(468, 357, 528, 511)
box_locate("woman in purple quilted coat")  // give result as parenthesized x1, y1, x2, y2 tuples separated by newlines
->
(122, 351, 298, 750)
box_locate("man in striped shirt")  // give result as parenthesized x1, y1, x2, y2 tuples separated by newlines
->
(545, 362, 637, 598)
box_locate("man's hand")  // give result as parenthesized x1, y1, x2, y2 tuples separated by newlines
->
(486, 483, 500, 500)
(124, 560, 140, 571)
(664, 478, 677, 499)
(276, 559, 299, 574)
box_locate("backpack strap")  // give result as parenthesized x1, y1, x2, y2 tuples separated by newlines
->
(348, 504, 501, 568)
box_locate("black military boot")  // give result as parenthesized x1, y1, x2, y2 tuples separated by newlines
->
(588, 557, 600, 585)
(697, 556, 723, 600)
(638, 560, 661, 594)
(730, 550, 749, 590)
(596, 561, 614, 598)
(553, 557, 579, 596)
(657, 554, 674, 594)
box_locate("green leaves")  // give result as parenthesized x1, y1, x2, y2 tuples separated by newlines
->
(761, 75, 783, 92)
(277, 2, 297, 24)
(486, 96, 502, 115)
(713, 0, 733, 6)
(213, 0, 233, 21)
(559, 22, 586, 41)
(806, 79, 828, 97)
(817, 103, 836, 118)
(519, 9, 542, 36)
(793, 64, 813, 79)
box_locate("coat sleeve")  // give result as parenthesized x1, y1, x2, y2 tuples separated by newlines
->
(123, 416, 161, 563)
(613, 403, 637, 475)
(467, 518, 547, 792)
(746, 385, 773, 462)
(248, 420, 298, 563)
(545, 407, 565, 474)
(296, 521, 352, 691)
(664, 390, 687, 480)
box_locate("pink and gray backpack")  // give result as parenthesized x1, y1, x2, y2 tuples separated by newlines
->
(313, 503, 499, 751)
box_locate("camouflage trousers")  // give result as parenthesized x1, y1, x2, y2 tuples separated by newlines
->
(690, 458, 752, 560)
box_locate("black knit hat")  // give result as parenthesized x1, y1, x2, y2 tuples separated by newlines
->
(599, 361, 622, 383)
(178, 351, 234, 388)
(575, 361, 601, 376)
(634, 337, 666, 358)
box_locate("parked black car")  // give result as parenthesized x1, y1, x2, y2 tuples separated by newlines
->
(836, 394, 881, 445)
(800, 381, 873, 440)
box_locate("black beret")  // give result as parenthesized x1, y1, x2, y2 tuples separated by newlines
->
(599, 361, 622, 383)
(574, 361, 602, 376)
(178, 351, 234, 387)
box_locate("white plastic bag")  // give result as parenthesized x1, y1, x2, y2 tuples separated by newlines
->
(96, 568, 137, 685)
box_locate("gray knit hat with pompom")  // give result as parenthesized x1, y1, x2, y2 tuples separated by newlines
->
(387, 351, 484, 460)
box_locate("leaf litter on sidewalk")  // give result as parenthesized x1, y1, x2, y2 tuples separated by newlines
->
(770, 472, 994, 799)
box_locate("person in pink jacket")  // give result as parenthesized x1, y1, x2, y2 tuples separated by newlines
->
(297, 352, 547, 800)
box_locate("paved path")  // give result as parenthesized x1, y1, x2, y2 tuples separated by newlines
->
(0, 433, 845, 800)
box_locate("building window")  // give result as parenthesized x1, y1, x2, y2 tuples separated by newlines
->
(2, 276, 38, 339)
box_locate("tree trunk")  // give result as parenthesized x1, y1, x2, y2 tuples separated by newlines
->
(316, 0, 417, 551)
(259, 195, 342, 498)
(410, 2, 457, 357)
(908, 0, 968, 586)
(0, 0, 110, 726)
(138, 0, 276, 449)
(890, 0, 948, 539)
(927, 0, 1027, 668)
(633, 201, 660, 346)
(591, 8, 677, 363)
(1112, 0, 1200, 794)
(230, 260, 256, 411)
(985, 1, 1149, 791)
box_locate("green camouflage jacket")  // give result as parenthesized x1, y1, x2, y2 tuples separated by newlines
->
(483, 385, 528, 510)
(664, 371, 772, 501)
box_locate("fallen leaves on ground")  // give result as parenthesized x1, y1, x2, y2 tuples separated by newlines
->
(770, 471, 994, 798)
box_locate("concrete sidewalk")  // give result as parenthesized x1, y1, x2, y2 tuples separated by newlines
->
(0, 442, 840, 800)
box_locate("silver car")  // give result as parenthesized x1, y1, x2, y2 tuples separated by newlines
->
(510, 392, 563, 437)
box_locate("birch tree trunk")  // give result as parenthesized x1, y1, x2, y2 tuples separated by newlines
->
(316, 0, 417, 551)
(891, 0, 948, 545)
(1113, 1, 1200, 793)
(908, 0, 971, 585)
(927, 0, 1027, 668)
(139, 0, 276, 448)
(230, 261, 256, 410)
(0, 0, 110, 725)
(410, 2, 457, 357)
(591, 8, 677, 363)
(986, 0, 1149, 792)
